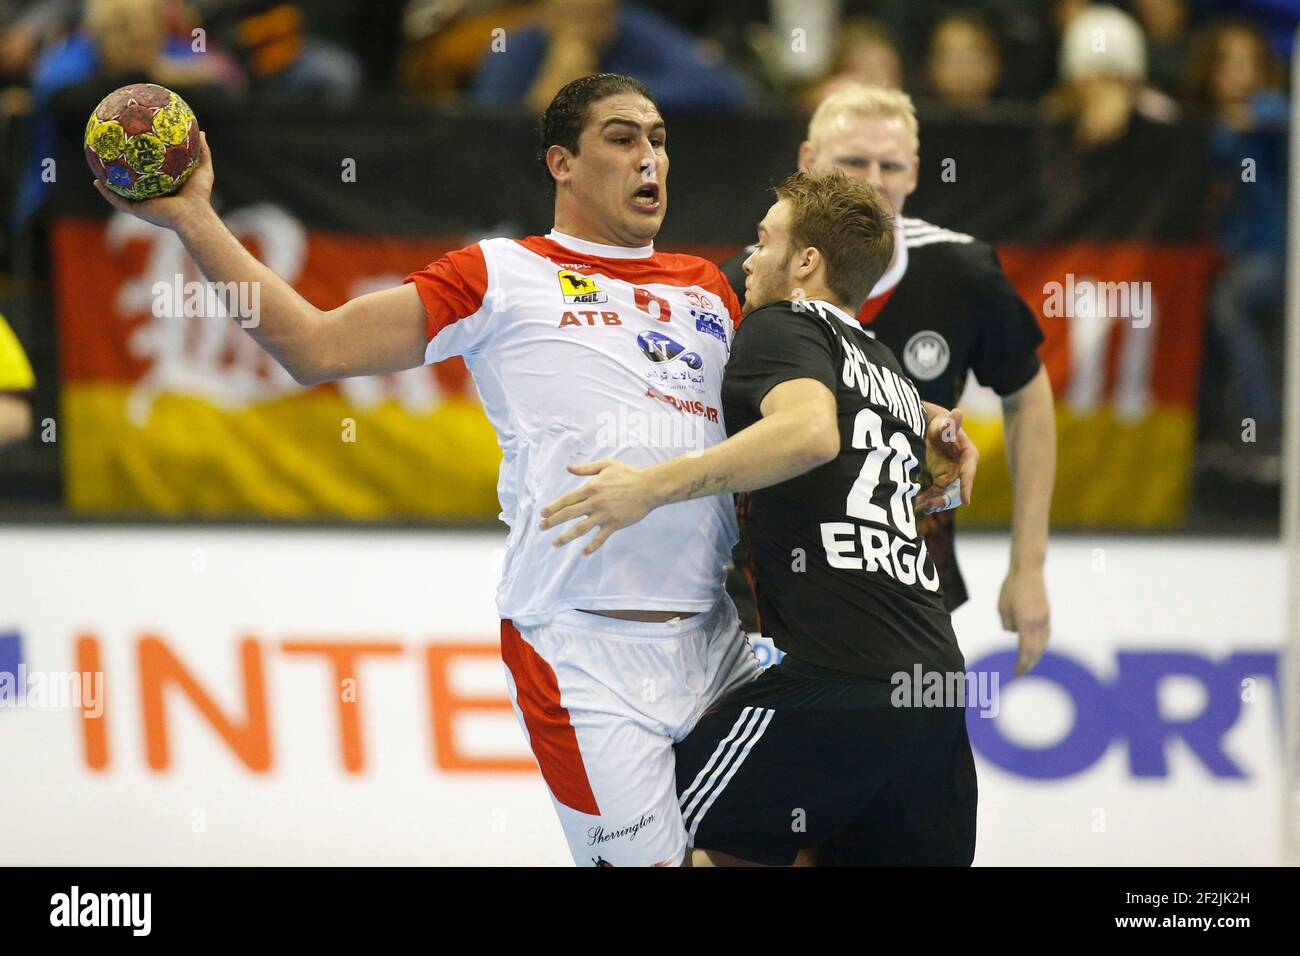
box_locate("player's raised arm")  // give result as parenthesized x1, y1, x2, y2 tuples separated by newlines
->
(93, 132, 429, 387)
(540, 375, 841, 553)
(541, 381, 980, 553)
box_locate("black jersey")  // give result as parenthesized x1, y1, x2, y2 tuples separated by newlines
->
(723, 297, 964, 680)
(722, 216, 1045, 621)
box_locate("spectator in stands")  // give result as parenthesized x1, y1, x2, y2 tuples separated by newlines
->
(801, 17, 902, 112)
(1186, 16, 1287, 134)
(221, 1, 362, 103)
(1, 0, 78, 83)
(1186, 18, 1288, 462)
(1198, 0, 1300, 60)
(925, 12, 1001, 109)
(400, 0, 539, 107)
(472, 0, 751, 114)
(1133, 0, 1190, 98)
(31, 0, 242, 98)
(869, 1, 1051, 102)
(1047, 4, 1178, 147)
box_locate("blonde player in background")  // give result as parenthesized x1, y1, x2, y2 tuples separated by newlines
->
(93, 72, 791, 867)
(718, 85, 1055, 676)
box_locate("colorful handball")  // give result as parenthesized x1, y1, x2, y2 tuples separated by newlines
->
(84, 83, 201, 200)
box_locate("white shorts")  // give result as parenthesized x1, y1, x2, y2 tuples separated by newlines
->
(500, 594, 759, 867)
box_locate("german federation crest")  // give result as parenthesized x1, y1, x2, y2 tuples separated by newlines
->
(902, 330, 950, 381)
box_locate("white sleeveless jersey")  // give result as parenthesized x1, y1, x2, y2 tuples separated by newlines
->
(406, 230, 743, 627)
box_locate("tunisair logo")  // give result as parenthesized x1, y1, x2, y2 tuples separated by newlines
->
(644, 385, 719, 422)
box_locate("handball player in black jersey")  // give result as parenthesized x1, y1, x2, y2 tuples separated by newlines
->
(540, 170, 979, 865)
(721, 85, 1055, 679)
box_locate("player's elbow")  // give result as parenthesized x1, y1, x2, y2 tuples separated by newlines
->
(285, 312, 337, 388)
(289, 357, 349, 388)
(797, 420, 841, 470)
(287, 360, 327, 388)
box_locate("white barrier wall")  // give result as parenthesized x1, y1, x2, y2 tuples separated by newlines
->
(0, 528, 1284, 865)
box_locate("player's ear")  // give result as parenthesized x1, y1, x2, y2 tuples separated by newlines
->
(794, 246, 820, 282)
(797, 141, 816, 172)
(547, 145, 575, 188)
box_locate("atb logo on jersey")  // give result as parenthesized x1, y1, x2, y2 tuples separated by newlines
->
(902, 330, 950, 381)
(637, 330, 702, 369)
(557, 269, 608, 304)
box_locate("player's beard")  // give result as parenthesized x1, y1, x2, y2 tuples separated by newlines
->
(743, 251, 795, 315)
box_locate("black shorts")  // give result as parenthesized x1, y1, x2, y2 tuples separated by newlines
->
(673, 658, 977, 866)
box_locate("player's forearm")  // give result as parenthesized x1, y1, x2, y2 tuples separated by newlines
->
(1002, 369, 1056, 570)
(647, 410, 838, 506)
(175, 204, 326, 385)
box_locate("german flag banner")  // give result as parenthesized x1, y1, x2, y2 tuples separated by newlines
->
(961, 241, 1213, 527)
(44, 103, 1217, 525)
(52, 219, 501, 516)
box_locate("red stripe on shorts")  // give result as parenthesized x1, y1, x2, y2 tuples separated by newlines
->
(500, 620, 601, 816)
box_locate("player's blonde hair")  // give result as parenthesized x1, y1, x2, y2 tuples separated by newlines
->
(775, 170, 895, 311)
(807, 85, 920, 155)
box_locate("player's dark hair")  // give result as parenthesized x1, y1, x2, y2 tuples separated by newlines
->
(774, 170, 895, 312)
(537, 74, 658, 193)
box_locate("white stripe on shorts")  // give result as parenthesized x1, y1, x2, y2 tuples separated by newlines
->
(679, 706, 774, 838)
(686, 708, 774, 843)
(679, 706, 757, 812)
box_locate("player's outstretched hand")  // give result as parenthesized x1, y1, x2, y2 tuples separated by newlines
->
(918, 406, 978, 514)
(539, 460, 661, 555)
(92, 130, 215, 233)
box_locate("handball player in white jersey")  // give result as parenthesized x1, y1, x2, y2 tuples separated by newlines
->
(93, 73, 787, 866)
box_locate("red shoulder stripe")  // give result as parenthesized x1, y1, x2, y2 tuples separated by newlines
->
(404, 243, 489, 344)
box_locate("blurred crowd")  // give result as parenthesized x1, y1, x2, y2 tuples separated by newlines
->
(0, 0, 1294, 485)
(0, 1, 1292, 125)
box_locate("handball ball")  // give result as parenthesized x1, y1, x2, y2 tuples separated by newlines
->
(84, 83, 200, 200)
